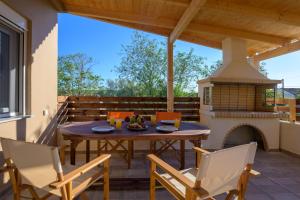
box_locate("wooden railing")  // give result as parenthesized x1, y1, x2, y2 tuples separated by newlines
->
(57, 96, 200, 122)
(297, 99, 300, 121)
(268, 98, 300, 122)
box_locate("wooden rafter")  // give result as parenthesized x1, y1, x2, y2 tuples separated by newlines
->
(93, 18, 222, 49)
(49, 0, 65, 12)
(205, 1, 300, 27)
(67, 5, 176, 29)
(70, 6, 289, 45)
(169, 0, 207, 43)
(58, 0, 300, 54)
(187, 23, 290, 45)
(164, 0, 300, 27)
(252, 40, 300, 61)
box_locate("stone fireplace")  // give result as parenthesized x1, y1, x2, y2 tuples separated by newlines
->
(198, 38, 288, 150)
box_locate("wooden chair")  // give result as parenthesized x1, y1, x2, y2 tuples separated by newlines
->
(1, 138, 111, 200)
(107, 111, 134, 120)
(155, 112, 182, 123)
(57, 127, 70, 165)
(148, 142, 259, 200)
(151, 112, 182, 160)
(97, 111, 135, 168)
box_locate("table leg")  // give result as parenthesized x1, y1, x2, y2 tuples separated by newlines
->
(150, 141, 156, 154)
(128, 140, 133, 169)
(131, 141, 134, 159)
(180, 140, 185, 170)
(86, 140, 90, 163)
(97, 140, 101, 156)
(70, 140, 80, 165)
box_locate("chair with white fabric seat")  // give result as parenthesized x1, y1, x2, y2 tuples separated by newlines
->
(148, 142, 259, 200)
(1, 138, 111, 200)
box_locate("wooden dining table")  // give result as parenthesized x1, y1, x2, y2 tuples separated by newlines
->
(58, 121, 210, 169)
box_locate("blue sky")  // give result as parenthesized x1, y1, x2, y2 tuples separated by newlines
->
(58, 14, 300, 88)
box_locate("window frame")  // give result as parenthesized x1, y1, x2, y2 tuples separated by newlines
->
(203, 87, 211, 105)
(0, 12, 26, 119)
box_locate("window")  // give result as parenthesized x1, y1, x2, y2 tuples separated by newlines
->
(265, 87, 276, 107)
(203, 87, 210, 105)
(0, 21, 24, 118)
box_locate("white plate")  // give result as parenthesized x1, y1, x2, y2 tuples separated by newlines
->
(160, 120, 175, 125)
(91, 126, 115, 133)
(156, 125, 178, 133)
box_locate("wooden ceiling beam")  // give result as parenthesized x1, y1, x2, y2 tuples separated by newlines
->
(93, 17, 222, 49)
(49, 0, 65, 12)
(187, 23, 290, 45)
(164, 0, 300, 27)
(252, 40, 300, 61)
(163, 0, 190, 7)
(68, 6, 288, 45)
(169, 0, 207, 43)
(205, 1, 300, 27)
(66, 4, 176, 29)
(95, 18, 171, 37)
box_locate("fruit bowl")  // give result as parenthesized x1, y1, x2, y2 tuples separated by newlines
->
(126, 115, 148, 131)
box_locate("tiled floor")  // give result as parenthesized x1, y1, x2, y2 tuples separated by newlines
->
(2, 149, 300, 200)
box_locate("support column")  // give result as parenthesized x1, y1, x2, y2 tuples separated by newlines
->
(167, 38, 174, 112)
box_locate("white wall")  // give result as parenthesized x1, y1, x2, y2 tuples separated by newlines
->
(0, 0, 58, 191)
(202, 116, 280, 150)
(280, 121, 300, 155)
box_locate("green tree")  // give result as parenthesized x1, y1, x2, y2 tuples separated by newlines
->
(259, 62, 268, 76)
(104, 79, 139, 97)
(114, 32, 218, 97)
(58, 53, 103, 95)
(116, 32, 166, 96)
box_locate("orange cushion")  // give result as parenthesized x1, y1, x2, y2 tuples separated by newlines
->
(107, 112, 134, 119)
(156, 112, 182, 122)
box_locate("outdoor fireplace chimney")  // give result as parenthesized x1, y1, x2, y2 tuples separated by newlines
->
(197, 37, 286, 151)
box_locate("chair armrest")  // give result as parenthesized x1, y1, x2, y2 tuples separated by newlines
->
(193, 147, 210, 154)
(50, 154, 110, 188)
(0, 166, 10, 173)
(0, 164, 16, 173)
(148, 154, 196, 189)
(250, 169, 260, 176)
(57, 144, 70, 150)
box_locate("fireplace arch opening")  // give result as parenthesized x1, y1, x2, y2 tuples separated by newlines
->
(223, 125, 267, 150)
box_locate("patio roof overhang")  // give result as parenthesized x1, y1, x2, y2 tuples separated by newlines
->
(49, 0, 300, 111)
(50, 0, 300, 61)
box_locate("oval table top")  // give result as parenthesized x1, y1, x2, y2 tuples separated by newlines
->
(58, 121, 210, 141)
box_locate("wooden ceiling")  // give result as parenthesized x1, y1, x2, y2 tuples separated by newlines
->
(50, 0, 300, 60)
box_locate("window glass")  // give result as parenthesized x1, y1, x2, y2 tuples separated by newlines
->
(203, 87, 210, 105)
(0, 22, 21, 117)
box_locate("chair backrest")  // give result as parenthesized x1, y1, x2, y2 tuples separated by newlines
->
(196, 142, 257, 197)
(0, 138, 62, 194)
(156, 112, 182, 122)
(107, 112, 134, 119)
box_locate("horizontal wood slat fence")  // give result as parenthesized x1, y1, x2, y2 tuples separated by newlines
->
(297, 99, 300, 121)
(266, 98, 300, 122)
(57, 96, 200, 122)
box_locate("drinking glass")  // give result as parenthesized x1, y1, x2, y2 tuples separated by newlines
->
(174, 118, 181, 128)
(110, 117, 115, 126)
(116, 119, 122, 129)
(150, 115, 156, 126)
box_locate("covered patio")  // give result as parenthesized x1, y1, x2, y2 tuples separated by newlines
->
(51, 0, 300, 112)
(1, 0, 300, 199)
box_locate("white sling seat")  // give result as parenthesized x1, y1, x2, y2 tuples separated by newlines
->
(148, 142, 259, 200)
(1, 138, 110, 200)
